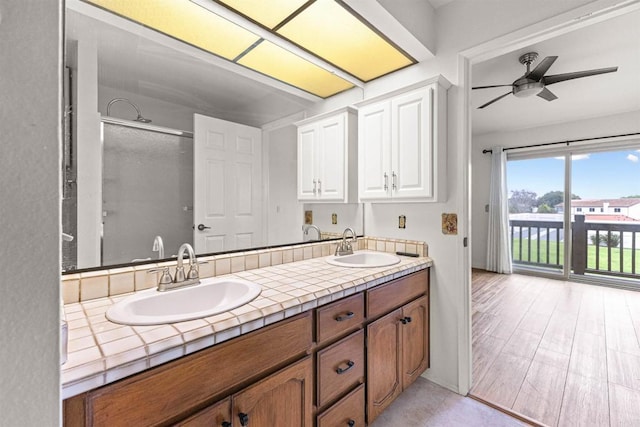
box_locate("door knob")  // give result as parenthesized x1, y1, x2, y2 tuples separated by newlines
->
(197, 224, 211, 231)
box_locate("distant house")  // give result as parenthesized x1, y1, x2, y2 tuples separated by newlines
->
(556, 198, 640, 220)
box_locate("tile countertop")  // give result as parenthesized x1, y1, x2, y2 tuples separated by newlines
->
(62, 252, 433, 399)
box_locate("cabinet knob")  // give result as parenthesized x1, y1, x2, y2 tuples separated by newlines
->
(400, 316, 412, 324)
(335, 311, 354, 322)
(238, 412, 249, 426)
(348, 420, 356, 427)
(336, 360, 355, 374)
(221, 422, 231, 427)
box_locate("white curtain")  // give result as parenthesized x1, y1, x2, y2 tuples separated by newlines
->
(486, 147, 512, 274)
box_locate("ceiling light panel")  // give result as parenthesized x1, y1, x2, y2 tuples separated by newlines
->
(213, 0, 310, 29)
(82, 0, 259, 60)
(237, 40, 354, 98)
(276, 0, 415, 82)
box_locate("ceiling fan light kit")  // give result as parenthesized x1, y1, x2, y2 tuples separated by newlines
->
(473, 51, 618, 109)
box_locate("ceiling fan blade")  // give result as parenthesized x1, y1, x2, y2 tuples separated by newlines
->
(478, 91, 512, 109)
(526, 56, 558, 81)
(472, 84, 513, 90)
(537, 87, 557, 102)
(542, 67, 618, 85)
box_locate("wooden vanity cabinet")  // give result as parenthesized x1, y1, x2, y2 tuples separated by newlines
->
(317, 384, 365, 427)
(63, 312, 312, 427)
(366, 271, 429, 424)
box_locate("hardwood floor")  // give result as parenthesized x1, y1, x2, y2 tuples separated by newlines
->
(470, 270, 640, 427)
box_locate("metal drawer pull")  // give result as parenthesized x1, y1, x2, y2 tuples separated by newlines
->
(313, 179, 317, 195)
(400, 316, 412, 324)
(392, 172, 397, 190)
(336, 360, 355, 374)
(348, 420, 356, 427)
(238, 412, 249, 426)
(335, 311, 354, 322)
(383, 172, 388, 191)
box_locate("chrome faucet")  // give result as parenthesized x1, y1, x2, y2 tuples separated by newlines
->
(152, 235, 164, 259)
(335, 227, 357, 256)
(175, 243, 199, 283)
(302, 224, 322, 241)
(150, 243, 201, 291)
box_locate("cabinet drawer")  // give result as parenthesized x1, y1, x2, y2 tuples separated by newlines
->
(317, 329, 365, 408)
(317, 384, 365, 427)
(367, 269, 428, 319)
(174, 398, 231, 427)
(316, 293, 364, 344)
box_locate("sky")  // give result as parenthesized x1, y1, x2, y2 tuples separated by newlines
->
(507, 147, 640, 200)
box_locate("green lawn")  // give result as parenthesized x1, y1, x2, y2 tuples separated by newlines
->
(512, 238, 640, 274)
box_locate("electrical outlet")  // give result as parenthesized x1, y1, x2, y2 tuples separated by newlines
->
(399, 215, 406, 229)
(331, 213, 338, 224)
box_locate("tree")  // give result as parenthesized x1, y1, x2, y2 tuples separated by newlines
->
(537, 203, 555, 213)
(537, 191, 581, 210)
(623, 195, 640, 198)
(509, 189, 538, 213)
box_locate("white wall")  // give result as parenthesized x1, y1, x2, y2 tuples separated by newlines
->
(472, 110, 640, 269)
(264, 124, 305, 245)
(0, 1, 62, 425)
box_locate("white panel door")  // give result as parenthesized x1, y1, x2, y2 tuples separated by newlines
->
(194, 114, 262, 253)
(317, 114, 345, 200)
(358, 101, 391, 200)
(391, 87, 432, 199)
(297, 124, 317, 200)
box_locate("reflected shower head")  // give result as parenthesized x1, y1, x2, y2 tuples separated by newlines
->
(106, 98, 152, 123)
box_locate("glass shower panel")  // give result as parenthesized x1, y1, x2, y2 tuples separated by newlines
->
(102, 124, 193, 265)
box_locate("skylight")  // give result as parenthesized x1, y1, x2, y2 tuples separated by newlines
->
(81, 0, 416, 98)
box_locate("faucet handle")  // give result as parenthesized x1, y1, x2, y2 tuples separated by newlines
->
(148, 267, 173, 284)
(187, 264, 199, 280)
(174, 266, 186, 283)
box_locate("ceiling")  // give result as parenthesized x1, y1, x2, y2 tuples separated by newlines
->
(472, 8, 640, 136)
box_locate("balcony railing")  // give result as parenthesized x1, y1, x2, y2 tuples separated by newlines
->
(510, 215, 640, 280)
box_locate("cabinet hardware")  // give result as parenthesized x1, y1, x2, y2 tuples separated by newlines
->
(335, 311, 354, 322)
(238, 412, 249, 426)
(318, 179, 322, 193)
(348, 420, 356, 427)
(313, 179, 317, 195)
(222, 422, 231, 427)
(383, 172, 388, 191)
(400, 316, 412, 324)
(336, 360, 355, 374)
(392, 172, 397, 190)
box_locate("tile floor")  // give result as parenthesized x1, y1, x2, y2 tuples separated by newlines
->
(370, 377, 529, 426)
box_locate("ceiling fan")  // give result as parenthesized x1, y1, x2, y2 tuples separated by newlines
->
(473, 52, 618, 109)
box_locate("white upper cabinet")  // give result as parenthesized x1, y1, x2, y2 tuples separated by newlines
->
(296, 108, 357, 203)
(357, 77, 449, 202)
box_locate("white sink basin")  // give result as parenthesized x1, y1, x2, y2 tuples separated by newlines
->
(326, 251, 401, 268)
(106, 277, 262, 326)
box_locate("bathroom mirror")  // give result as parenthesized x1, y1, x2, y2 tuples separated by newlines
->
(62, 3, 364, 272)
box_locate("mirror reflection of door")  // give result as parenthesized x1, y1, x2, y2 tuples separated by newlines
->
(193, 114, 263, 254)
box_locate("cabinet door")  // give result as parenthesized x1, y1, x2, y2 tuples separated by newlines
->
(401, 295, 429, 389)
(317, 114, 346, 200)
(366, 308, 403, 423)
(174, 398, 231, 427)
(358, 101, 391, 200)
(391, 87, 433, 200)
(298, 124, 318, 200)
(233, 357, 313, 427)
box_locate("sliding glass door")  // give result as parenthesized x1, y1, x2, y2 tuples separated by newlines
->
(507, 155, 566, 276)
(506, 145, 640, 286)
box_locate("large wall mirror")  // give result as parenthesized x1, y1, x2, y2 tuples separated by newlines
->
(63, 1, 364, 272)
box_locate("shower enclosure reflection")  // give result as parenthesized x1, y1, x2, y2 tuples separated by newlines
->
(101, 122, 193, 266)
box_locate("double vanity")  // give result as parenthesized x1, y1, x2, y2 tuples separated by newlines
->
(62, 237, 432, 426)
